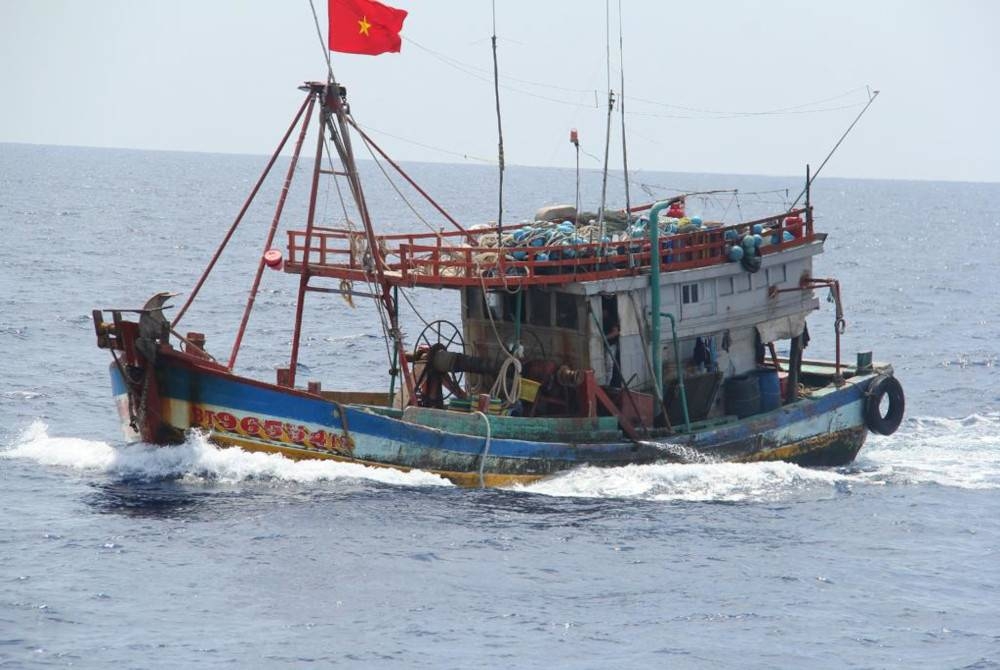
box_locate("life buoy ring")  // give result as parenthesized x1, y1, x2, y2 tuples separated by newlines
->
(865, 375, 905, 435)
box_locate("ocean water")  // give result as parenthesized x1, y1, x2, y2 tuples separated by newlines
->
(1, 142, 999, 668)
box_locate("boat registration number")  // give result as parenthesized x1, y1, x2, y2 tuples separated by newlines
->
(192, 406, 354, 454)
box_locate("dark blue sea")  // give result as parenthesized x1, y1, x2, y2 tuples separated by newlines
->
(2, 142, 999, 668)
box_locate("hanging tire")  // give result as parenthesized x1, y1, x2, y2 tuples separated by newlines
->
(865, 375, 905, 436)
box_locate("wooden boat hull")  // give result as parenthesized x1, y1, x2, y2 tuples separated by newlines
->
(109, 346, 883, 487)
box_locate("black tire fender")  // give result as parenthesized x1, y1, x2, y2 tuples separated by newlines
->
(865, 374, 905, 436)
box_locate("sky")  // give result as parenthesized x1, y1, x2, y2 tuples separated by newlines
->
(1, 0, 997, 183)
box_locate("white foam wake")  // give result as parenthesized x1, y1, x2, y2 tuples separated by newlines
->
(857, 413, 1000, 490)
(519, 461, 851, 502)
(522, 413, 1000, 500)
(2, 420, 451, 488)
(6, 413, 996, 499)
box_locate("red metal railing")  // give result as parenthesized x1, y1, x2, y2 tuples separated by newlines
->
(285, 208, 814, 288)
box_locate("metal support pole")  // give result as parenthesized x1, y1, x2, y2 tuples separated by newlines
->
(660, 311, 691, 433)
(387, 286, 399, 406)
(229, 95, 317, 369)
(648, 200, 670, 405)
(787, 334, 802, 404)
(288, 90, 329, 388)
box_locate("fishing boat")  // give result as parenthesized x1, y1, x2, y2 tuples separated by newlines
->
(92, 74, 904, 487)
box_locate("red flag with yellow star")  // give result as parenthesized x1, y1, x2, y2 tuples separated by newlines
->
(328, 0, 407, 55)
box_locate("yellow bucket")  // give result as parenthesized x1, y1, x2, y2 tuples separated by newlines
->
(519, 378, 541, 403)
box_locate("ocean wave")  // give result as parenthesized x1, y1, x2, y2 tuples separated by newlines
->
(1, 421, 451, 489)
(1, 390, 47, 401)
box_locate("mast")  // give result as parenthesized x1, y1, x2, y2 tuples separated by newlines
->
(287, 82, 414, 399)
(617, 0, 631, 218)
(596, 0, 614, 241)
(490, 0, 505, 237)
(288, 84, 332, 388)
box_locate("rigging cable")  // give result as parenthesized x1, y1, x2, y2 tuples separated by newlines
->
(321, 133, 394, 366)
(353, 122, 494, 164)
(404, 36, 870, 118)
(356, 130, 448, 239)
(790, 88, 881, 209)
(307, 0, 335, 82)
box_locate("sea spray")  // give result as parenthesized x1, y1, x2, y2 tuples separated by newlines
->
(2, 420, 451, 488)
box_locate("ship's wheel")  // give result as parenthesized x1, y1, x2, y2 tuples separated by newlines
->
(412, 319, 466, 406)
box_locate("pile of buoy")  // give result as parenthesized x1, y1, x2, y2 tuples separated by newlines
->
(467, 210, 802, 270)
(474, 220, 613, 262)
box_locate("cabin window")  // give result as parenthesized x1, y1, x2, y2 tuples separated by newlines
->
(682, 283, 700, 304)
(718, 277, 734, 296)
(555, 293, 578, 330)
(529, 290, 552, 327)
(766, 264, 787, 286)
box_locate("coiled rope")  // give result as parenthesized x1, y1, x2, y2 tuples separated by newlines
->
(489, 355, 522, 406)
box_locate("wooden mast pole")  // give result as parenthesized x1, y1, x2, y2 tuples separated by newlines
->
(287, 84, 330, 388)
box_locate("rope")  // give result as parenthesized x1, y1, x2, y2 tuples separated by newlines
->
(397, 286, 432, 329)
(626, 292, 661, 403)
(357, 129, 446, 239)
(320, 135, 394, 367)
(474, 410, 492, 488)
(476, 273, 523, 407)
(323, 135, 354, 227)
(489, 354, 522, 406)
(478, 274, 510, 352)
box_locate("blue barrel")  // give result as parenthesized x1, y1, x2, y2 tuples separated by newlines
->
(724, 374, 760, 418)
(757, 368, 781, 412)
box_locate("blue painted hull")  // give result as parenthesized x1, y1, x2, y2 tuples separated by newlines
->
(109, 347, 877, 485)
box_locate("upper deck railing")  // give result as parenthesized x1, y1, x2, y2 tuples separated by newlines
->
(285, 208, 815, 289)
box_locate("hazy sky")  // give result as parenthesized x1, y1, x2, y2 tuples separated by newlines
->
(2, 1, 997, 182)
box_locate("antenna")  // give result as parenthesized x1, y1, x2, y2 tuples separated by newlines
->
(618, 0, 631, 218)
(491, 0, 505, 236)
(790, 88, 880, 209)
(570, 129, 580, 217)
(596, 0, 614, 241)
